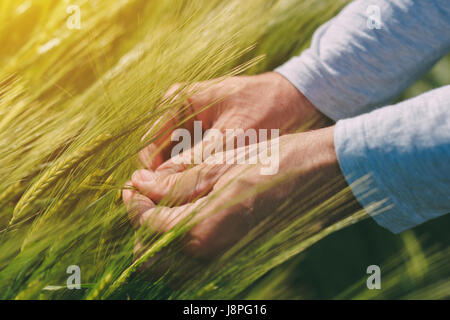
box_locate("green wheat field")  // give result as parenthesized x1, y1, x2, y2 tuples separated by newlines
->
(0, 0, 448, 300)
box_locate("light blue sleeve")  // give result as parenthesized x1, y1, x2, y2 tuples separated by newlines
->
(335, 87, 450, 233)
(274, 0, 450, 233)
(275, 0, 450, 120)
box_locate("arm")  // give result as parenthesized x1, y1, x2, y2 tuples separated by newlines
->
(335, 86, 450, 233)
(276, 0, 450, 120)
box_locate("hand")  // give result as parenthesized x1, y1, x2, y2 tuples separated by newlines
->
(123, 126, 348, 259)
(140, 72, 331, 169)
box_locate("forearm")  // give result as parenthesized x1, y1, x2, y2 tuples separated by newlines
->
(335, 86, 450, 233)
(276, 0, 450, 120)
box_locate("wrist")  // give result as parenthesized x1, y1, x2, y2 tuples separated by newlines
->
(282, 126, 342, 183)
(268, 71, 332, 130)
(314, 126, 340, 170)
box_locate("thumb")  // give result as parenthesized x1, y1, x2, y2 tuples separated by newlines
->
(122, 180, 156, 227)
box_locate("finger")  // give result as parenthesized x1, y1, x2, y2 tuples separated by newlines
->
(140, 82, 219, 169)
(140, 109, 190, 169)
(137, 190, 252, 259)
(132, 161, 232, 204)
(138, 143, 165, 170)
(150, 126, 226, 173)
(122, 180, 156, 227)
(138, 83, 189, 168)
(136, 197, 210, 234)
(139, 84, 196, 169)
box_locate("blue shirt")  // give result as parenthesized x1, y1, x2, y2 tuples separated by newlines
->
(275, 0, 450, 233)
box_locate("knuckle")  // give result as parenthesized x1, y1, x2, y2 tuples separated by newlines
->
(185, 237, 211, 259)
(132, 169, 149, 182)
(184, 228, 214, 259)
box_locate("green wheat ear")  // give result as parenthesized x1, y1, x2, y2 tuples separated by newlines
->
(19, 169, 109, 252)
(11, 133, 113, 225)
(0, 181, 25, 206)
(0, 160, 54, 208)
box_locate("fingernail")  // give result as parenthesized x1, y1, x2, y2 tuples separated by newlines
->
(122, 188, 134, 203)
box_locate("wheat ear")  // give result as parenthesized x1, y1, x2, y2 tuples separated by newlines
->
(12, 133, 112, 224)
(0, 181, 25, 206)
(0, 162, 52, 206)
(20, 169, 109, 251)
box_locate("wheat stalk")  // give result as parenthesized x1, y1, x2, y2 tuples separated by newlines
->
(11, 133, 113, 224)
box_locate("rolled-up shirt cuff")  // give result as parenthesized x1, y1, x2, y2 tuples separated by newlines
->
(334, 117, 426, 234)
(275, 52, 347, 122)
